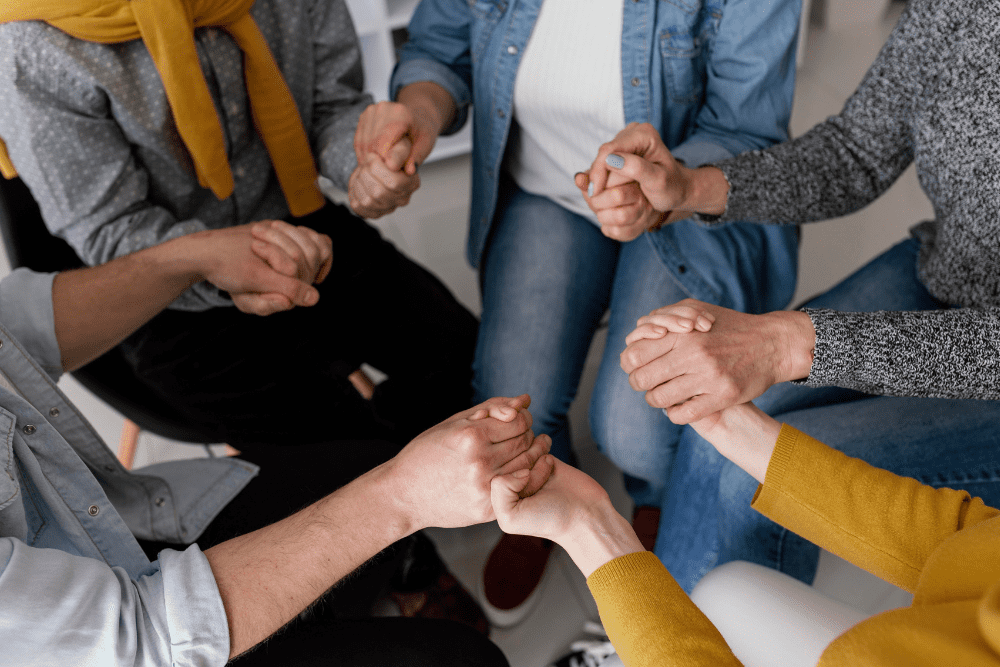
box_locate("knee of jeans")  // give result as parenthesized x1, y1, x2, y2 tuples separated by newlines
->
(589, 388, 669, 478)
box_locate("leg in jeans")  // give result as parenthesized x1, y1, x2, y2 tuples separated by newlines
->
(121, 205, 478, 449)
(591, 218, 799, 507)
(474, 182, 618, 464)
(656, 237, 1000, 591)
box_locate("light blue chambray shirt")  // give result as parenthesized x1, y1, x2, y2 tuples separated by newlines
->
(0, 0, 371, 312)
(0, 268, 258, 666)
(392, 0, 802, 271)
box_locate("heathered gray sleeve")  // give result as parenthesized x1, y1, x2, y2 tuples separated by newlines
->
(801, 307, 1000, 400)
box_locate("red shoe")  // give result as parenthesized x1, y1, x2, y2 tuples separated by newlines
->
(479, 533, 555, 628)
(631, 505, 661, 552)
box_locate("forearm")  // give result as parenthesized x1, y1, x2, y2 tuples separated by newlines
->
(753, 425, 1000, 592)
(397, 81, 457, 139)
(802, 307, 1000, 399)
(52, 234, 207, 371)
(204, 462, 414, 659)
(561, 504, 645, 578)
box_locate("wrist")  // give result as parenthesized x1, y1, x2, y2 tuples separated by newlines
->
(560, 503, 644, 578)
(684, 166, 729, 216)
(398, 82, 454, 136)
(769, 310, 816, 382)
(143, 233, 207, 289)
(367, 458, 423, 538)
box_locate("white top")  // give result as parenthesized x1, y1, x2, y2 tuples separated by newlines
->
(506, 0, 626, 223)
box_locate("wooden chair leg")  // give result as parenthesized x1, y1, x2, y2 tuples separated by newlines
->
(117, 419, 141, 470)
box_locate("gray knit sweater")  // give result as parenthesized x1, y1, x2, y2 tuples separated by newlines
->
(706, 0, 1000, 400)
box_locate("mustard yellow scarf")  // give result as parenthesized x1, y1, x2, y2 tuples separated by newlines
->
(0, 0, 324, 217)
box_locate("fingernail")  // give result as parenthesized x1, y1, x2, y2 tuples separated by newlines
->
(587, 182, 594, 198)
(606, 154, 625, 169)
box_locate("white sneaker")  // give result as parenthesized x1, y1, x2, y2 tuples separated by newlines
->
(549, 623, 623, 667)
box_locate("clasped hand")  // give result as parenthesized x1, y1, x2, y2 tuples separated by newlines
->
(195, 220, 333, 316)
(574, 123, 695, 242)
(620, 299, 815, 424)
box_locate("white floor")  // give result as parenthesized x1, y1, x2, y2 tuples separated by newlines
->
(2, 2, 925, 665)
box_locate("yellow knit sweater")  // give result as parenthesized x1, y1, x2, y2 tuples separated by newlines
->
(588, 424, 1000, 666)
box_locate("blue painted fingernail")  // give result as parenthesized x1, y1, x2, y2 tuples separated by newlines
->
(587, 182, 594, 198)
(606, 154, 625, 169)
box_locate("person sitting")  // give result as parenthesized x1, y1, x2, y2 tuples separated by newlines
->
(350, 0, 803, 624)
(577, 0, 1000, 592)
(0, 0, 487, 625)
(0, 0, 477, 450)
(0, 228, 548, 666)
(493, 397, 1000, 665)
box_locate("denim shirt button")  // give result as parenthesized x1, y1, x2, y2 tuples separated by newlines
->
(49, 407, 60, 418)
(88, 505, 100, 516)
(496, 108, 506, 118)
(155, 497, 166, 507)
(631, 77, 641, 87)
(22, 424, 36, 435)
(506, 45, 518, 55)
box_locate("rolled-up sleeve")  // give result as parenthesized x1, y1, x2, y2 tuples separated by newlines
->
(0, 268, 61, 380)
(0, 539, 230, 667)
(391, 0, 474, 136)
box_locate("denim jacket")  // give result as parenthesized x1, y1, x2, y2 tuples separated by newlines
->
(0, 268, 256, 665)
(392, 0, 801, 269)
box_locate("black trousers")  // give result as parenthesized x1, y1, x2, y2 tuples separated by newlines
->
(139, 441, 508, 667)
(120, 204, 479, 450)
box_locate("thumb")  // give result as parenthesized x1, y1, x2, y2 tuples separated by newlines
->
(385, 137, 413, 172)
(263, 270, 320, 308)
(490, 469, 530, 524)
(406, 130, 438, 175)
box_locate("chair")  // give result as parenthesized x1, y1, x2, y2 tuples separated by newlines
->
(0, 176, 221, 466)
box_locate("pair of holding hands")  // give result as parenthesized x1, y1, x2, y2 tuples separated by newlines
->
(350, 100, 716, 242)
(193, 220, 334, 317)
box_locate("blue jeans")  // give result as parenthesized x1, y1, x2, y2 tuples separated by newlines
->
(656, 237, 1000, 591)
(473, 180, 798, 505)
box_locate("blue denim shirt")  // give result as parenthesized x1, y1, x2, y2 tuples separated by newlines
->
(0, 269, 257, 666)
(392, 0, 801, 269)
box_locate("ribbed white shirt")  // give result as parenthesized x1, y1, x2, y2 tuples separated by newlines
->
(506, 0, 626, 223)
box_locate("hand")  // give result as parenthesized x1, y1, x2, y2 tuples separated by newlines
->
(579, 123, 729, 235)
(249, 219, 333, 284)
(348, 137, 421, 219)
(688, 402, 782, 484)
(185, 224, 329, 316)
(624, 301, 717, 342)
(492, 457, 644, 577)
(620, 299, 815, 424)
(382, 395, 552, 531)
(575, 168, 663, 242)
(354, 99, 442, 177)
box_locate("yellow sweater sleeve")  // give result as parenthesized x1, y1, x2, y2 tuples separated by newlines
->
(752, 425, 1000, 593)
(587, 551, 742, 667)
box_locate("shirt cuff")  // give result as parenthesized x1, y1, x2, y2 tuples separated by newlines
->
(153, 546, 231, 667)
(0, 268, 62, 379)
(391, 59, 471, 136)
